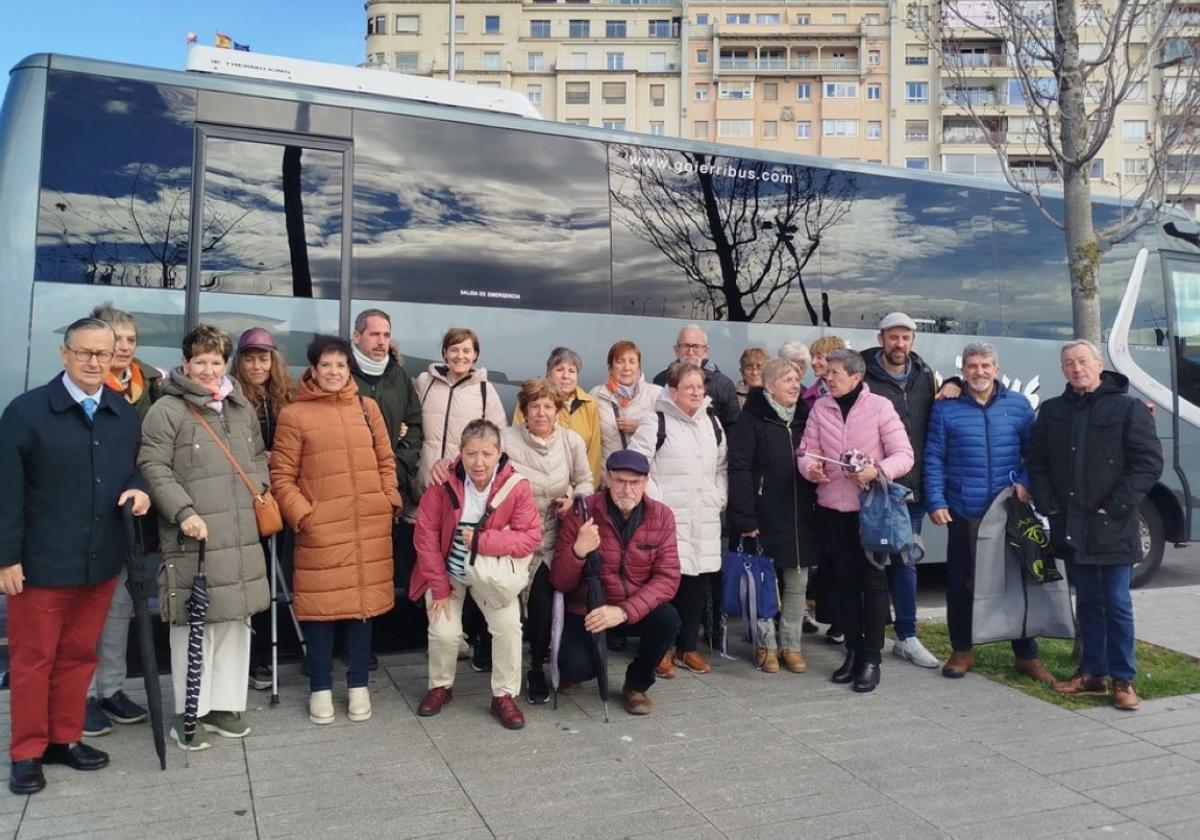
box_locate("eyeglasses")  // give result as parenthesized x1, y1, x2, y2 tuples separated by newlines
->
(676, 343, 708, 352)
(64, 345, 115, 364)
(607, 475, 647, 489)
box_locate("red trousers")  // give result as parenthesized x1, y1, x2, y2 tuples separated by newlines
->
(8, 577, 118, 761)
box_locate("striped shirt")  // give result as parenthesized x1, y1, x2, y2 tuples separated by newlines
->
(446, 468, 497, 583)
(447, 519, 479, 582)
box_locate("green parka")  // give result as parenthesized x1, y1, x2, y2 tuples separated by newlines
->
(138, 369, 270, 626)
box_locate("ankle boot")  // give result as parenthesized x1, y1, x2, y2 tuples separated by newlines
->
(852, 660, 881, 693)
(347, 687, 371, 722)
(309, 690, 334, 725)
(831, 650, 858, 684)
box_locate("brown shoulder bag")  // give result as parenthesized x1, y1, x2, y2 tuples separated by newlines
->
(186, 403, 283, 537)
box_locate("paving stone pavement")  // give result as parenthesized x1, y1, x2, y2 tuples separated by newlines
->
(3, 619, 1200, 840)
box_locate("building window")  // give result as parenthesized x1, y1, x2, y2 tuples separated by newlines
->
(650, 84, 665, 106)
(756, 14, 781, 24)
(905, 119, 929, 141)
(569, 19, 590, 38)
(695, 14, 709, 25)
(906, 44, 929, 65)
(1128, 81, 1148, 102)
(374, 53, 385, 64)
(864, 13, 882, 25)
(454, 15, 465, 34)
(477, 81, 501, 88)
(603, 81, 626, 104)
(369, 16, 387, 35)
(717, 119, 754, 138)
(824, 82, 858, 98)
(483, 52, 501, 71)
(868, 50, 881, 66)
(1090, 158, 1104, 179)
(796, 120, 812, 139)
(797, 14, 811, 25)
(606, 20, 627, 38)
(1124, 157, 1149, 176)
(867, 83, 882, 101)
(762, 120, 779, 139)
(694, 120, 708, 139)
(569, 52, 587, 69)
(528, 52, 544, 71)
(606, 52, 625, 70)
(603, 119, 626, 131)
(649, 52, 667, 71)
(695, 87, 709, 101)
(1123, 120, 1148, 141)
(867, 121, 882, 139)
(484, 15, 501, 34)
(697, 49, 709, 64)
(725, 14, 750, 25)
(823, 119, 859, 137)
(565, 82, 590, 104)
(796, 82, 811, 101)
(530, 20, 551, 38)
(649, 121, 665, 135)
(763, 82, 778, 101)
(648, 19, 672, 38)
(394, 52, 419, 72)
(832, 13, 847, 24)
(906, 81, 930, 103)
(906, 157, 930, 170)
(526, 84, 543, 108)
(720, 82, 753, 100)
(454, 52, 465, 71)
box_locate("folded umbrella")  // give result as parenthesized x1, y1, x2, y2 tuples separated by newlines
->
(583, 550, 610, 723)
(182, 537, 210, 767)
(122, 501, 166, 770)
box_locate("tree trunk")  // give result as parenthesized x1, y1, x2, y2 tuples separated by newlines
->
(1057, 0, 1102, 344)
(695, 158, 749, 321)
(282, 145, 313, 299)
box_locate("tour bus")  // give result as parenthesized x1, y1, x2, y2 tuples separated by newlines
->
(2, 48, 1199, 586)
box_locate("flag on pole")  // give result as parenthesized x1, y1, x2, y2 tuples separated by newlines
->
(233, 42, 251, 52)
(215, 32, 232, 49)
(186, 32, 198, 44)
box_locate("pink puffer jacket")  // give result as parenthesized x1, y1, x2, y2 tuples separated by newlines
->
(796, 383, 914, 512)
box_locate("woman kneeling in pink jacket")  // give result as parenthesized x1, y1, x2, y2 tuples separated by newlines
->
(797, 349, 913, 694)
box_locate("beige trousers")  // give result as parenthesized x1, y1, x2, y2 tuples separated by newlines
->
(169, 619, 251, 716)
(428, 580, 522, 697)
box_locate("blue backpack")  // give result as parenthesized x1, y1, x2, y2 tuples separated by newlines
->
(858, 475, 924, 568)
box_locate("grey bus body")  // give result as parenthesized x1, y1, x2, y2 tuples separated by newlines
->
(4, 52, 1200, 585)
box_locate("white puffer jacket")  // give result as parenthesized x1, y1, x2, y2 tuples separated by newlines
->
(415, 365, 507, 488)
(501, 424, 594, 578)
(628, 391, 727, 577)
(589, 376, 663, 475)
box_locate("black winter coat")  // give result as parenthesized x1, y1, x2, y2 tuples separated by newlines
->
(727, 388, 819, 568)
(862, 346, 936, 503)
(1029, 372, 1163, 566)
(0, 375, 147, 586)
(653, 359, 741, 432)
(352, 350, 425, 508)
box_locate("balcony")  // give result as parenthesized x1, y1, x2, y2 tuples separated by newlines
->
(905, 130, 930, 142)
(943, 52, 1009, 68)
(943, 126, 1006, 143)
(1010, 165, 1060, 184)
(941, 90, 1007, 107)
(716, 57, 861, 74)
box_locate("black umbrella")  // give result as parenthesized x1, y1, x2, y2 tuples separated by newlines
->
(182, 537, 209, 766)
(121, 501, 167, 770)
(582, 550, 610, 723)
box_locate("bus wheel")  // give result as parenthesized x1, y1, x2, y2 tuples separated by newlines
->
(1131, 500, 1165, 589)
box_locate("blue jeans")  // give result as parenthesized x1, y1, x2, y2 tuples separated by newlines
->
(885, 505, 924, 640)
(1071, 564, 1136, 680)
(303, 619, 373, 692)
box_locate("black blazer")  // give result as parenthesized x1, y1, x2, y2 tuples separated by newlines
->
(0, 375, 147, 586)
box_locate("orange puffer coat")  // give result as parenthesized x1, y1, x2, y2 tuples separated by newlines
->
(270, 372, 403, 621)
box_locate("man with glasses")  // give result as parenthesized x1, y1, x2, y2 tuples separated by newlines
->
(0, 318, 151, 795)
(551, 450, 681, 716)
(652, 324, 740, 432)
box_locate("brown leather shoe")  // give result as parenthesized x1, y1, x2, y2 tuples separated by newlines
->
(676, 649, 712, 674)
(757, 648, 780, 673)
(942, 650, 975, 679)
(1014, 658, 1056, 685)
(1112, 680, 1140, 711)
(489, 694, 526, 730)
(655, 651, 676, 679)
(780, 649, 808, 673)
(1052, 673, 1108, 695)
(417, 687, 453, 717)
(624, 689, 653, 716)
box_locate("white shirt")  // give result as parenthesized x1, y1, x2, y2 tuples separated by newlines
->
(461, 467, 498, 525)
(61, 371, 104, 406)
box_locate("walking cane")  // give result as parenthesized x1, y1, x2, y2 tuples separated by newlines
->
(269, 533, 306, 706)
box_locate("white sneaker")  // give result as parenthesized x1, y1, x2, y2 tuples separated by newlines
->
(309, 690, 335, 725)
(347, 686, 372, 722)
(893, 636, 940, 669)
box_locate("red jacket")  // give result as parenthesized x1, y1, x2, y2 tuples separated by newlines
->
(551, 491, 680, 624)
(410, 456, 542, 602)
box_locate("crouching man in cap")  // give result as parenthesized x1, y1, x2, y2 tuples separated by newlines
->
(551, 450, 681, 715)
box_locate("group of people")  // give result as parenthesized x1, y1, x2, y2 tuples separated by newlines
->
(0, 305, 1162, 796)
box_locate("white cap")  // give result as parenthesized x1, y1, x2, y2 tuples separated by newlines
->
(878, 312, 918, 331)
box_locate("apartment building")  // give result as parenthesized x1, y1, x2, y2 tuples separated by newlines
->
(364, 0, 1198, 212)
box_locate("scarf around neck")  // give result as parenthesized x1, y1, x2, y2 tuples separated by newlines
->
(105, 362, 144, 405)
(205, 376, 235, 413)
(353, 345, 389, 377)
(606, 375, 637, 408)
(764, 391, 796, 425)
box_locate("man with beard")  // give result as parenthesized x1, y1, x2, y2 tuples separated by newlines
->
(924, 342, 1055, 684)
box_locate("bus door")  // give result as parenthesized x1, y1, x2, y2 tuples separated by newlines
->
(1162, 250, 1200, 540)
(185, 125, 352, 365)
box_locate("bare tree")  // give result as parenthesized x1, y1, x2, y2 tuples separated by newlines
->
(610, 148, 857, 323)
(908, 0, 1200, 342)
